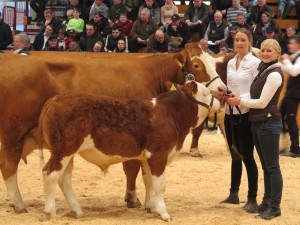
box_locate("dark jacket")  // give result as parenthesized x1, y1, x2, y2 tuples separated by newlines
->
(167, 21, 190, 46)
(280, 34, 294, 55)
(249, 4, 274, 25)
(130, 18, 158, 40)
(32, 32, 47, 51)
(0, 20, 13, 50)
(41, 16, 63, 34)
(285, 53, 300, 98)
(89, 18, 111, 38)
(147, 33, 171, 53)
(184, 3, 209, 24)
(79, 32, 103, 52)
(211, 0, 232, 11)
(253, 20, 282, 45)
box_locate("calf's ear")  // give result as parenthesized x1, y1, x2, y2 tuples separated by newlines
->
(165, 81, 179, 91)
(185, 81, 198, 97)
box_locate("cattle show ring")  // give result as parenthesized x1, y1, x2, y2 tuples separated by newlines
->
(0, 46, 300, 225)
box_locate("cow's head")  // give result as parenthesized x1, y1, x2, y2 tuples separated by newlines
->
(176, 42, 227, 100)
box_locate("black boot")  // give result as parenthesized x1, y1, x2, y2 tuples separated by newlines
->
(244, 198, 257, 212)
(219, 192, 239, 204)
(258, 207, 281, 220)
(247, 201, 269, 213)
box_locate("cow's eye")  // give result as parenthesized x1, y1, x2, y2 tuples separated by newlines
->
(194, 64, 200, 69)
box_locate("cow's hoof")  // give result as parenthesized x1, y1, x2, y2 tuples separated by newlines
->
(68, 210, 83, 218)
(125, 197, 141, 208)
(44, 211, 56, 219)
(190, 148, 203, 158)
(145, 207, 152, 213)
(160, 213, 171, 222)
(13, 205, 28, 213)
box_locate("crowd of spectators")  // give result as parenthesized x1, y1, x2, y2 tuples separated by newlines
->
(0, 0, 299, 53)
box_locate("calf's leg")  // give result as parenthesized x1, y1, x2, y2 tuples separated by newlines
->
(141, 161, 155, 213)
(190, 123, 205, 157)
(58, 157, 83, 218)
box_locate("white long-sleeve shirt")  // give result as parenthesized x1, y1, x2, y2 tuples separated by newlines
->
(281, 50, 300, 77)
(226, 52, 261, 114)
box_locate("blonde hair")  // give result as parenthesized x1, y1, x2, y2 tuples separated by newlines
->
(260, 39, 281, 56)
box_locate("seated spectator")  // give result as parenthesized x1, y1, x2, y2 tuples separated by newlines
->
(89, 11, 111, 38)
(41, 9, 62, 34)
(242, 0, 257, 21)
(199, 38, 214, 54)
(255, 26, 280, 48)
(62, 9, 74, 29)
(249, 0, 274, 30)
(167, 14, 190, 48)
(30, 0, 47, 22)
(138, 0, 160, 25)
(104, 26, 128, 52)
(57, 28, 73, 51)
(297, 1, 300, 31)
(160, 0, 178, 32)
(278, 0, 296, 19)
(79, 23, 104, 51)
(32, 24, 54, 51)
(218, 42, 230, 54)
(129, 8, 158, 52)
(184, 0, 208, 40)
(114, 13, 133, 38)
(0, 11, 13, 50)
(168, 41, 180, 53)
(13, 33, 30, 55)
(226, 0, 247, 27)
(93, 41, 104, 52)
(147, 29, 171, 53)
(233, 13, 251, 30)
(89, 0, 110, 20)
(209, 0, 232, 20)
(67, 8, 85, 34)
(253, 11, 282, 46)
(204, 10, 228, 54)
(225, 26, 238, 51)
(109, 0, 128, 25)
(67, 41, 81, 51)
(43, 35, 62, 51)
(63, 0, 85, 21)
(280, 25, 296, 54)
(123, 0, 140, 22)
(114, 39, 130, 52)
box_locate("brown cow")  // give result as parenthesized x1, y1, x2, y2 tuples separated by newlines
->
(38, 81, 220, 221)
(0, 43, 226, 213)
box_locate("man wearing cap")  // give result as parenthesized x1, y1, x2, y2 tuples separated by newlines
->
(184, 0, 208, 40)
(43, 35, 61, 51)
(167, 14, 190, 47)
(0, 11, 13, 50)
(255, 26, 279, 48)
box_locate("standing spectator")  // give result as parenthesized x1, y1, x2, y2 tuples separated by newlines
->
(129, 8, 158, 52)
(30, 0, 47, 22)
(89, 11, 111, 38)
(220, 29, 260, 212)
(253, 11, 282, 47)
(41, 9, 62, 34)
(93, 41, 104, 51)
(199, 38, 214, 54)
(227, 39, 283, 220)
(138, 0, 161, 25)
(13, 33, 30, 55)
(79, 23, 104, 51)
(109, 0, 128, 24)
(147, 29, 171, 53)
(160, 0, 178, 32)
(249, 0, 274, 29)
(280, 25, 296, 54)
(114, 13, 133, 38)
(89, 0, 110, 20)
(280, 35, 300, 158)
(226, 0, 247, 27)
(278, 0, 296, 19)
(243, 0, 257, 21)
(184, 0, 208, 40)
(204, 10, 229, 53)
(43, 35, 61, 51)
(0, 12, 13, 50)
(123, 0, 140, 21)
(67, 8, 85, 34)
(32, 24, 54, 51)
(114, 39, 130, 52)
(104, 26, 128, 52)
(167, 14, 190, 47)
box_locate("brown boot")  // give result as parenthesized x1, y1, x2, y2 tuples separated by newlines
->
(219, 193, 239, 204)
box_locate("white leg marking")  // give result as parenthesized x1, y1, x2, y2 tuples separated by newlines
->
(5, 173, 26, 212)
(141, 161, 155, 212)
(43, 155, 73, 219)
(58, 157, 83, 218)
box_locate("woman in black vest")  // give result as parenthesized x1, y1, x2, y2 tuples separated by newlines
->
(280, 35, 300, 158)
(226, 39, 283, 220)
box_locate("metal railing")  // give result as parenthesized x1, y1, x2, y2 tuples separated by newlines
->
(2, 6, 16, 30)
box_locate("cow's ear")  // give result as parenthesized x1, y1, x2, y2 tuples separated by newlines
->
(165, 81, 179, 92)
(175, 51, 186, 69)
(185, 81, 198, 97)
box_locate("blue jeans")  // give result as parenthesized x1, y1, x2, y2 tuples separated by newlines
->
(251, 118, 283, 208)
(278, 0, 296, 18)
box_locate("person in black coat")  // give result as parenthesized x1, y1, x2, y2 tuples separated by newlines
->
(167, 14, 190, 48)
(0, 12, 13, 50)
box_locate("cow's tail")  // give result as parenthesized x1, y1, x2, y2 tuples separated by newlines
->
(37, 96, 57, 167)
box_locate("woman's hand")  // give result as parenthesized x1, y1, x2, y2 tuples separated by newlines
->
(225, 93, 241, 106)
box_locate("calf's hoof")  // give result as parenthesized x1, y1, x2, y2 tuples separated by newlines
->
(12, 204, 28, 213)
(190, 148, 203, 158)
(160, 212, 171, 222)
(44, 211, 56, 219)
(68, 210, 83, 218)
(125, 196, 141, 208)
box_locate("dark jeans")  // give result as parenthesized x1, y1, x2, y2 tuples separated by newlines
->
(251, 118, 283, 208)
(280, 97, 300, 152)
(225, 113, 258, 199)
(30, 0, 47, 19)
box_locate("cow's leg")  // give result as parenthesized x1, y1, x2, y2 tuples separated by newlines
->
(141, 161, 155, 213)
(43, 155, 73, 219)
(122, 160, 141, 208)
(0, 144, 26, 213)
(190, 122, 205, 157)
(58, 157, 83, 218)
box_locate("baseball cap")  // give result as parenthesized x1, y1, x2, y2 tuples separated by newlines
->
(171, 14, 180, 21)
(266, 26, 275, 33)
